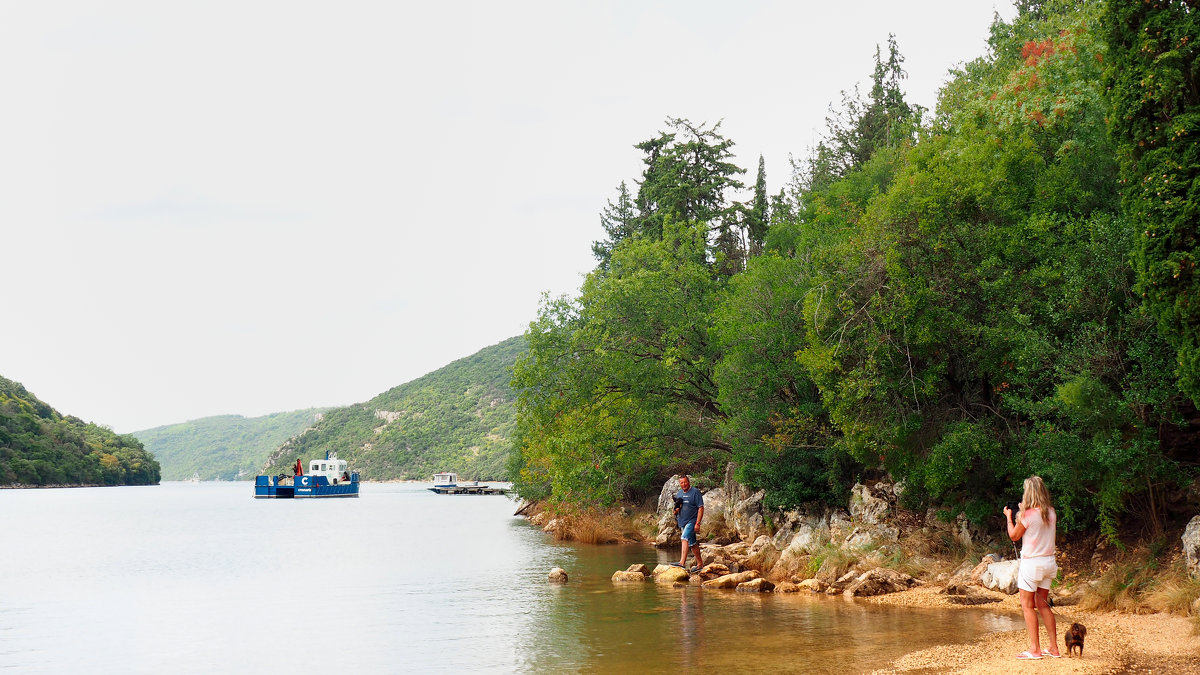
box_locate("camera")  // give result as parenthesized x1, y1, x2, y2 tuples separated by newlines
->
(673, 496, 683, 512)
(1005, 501, 1021, 526)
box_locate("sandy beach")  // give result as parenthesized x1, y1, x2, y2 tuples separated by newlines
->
(862, 586, 1200, 674)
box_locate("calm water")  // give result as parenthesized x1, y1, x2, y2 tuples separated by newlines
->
(1, 482, 1020, 673)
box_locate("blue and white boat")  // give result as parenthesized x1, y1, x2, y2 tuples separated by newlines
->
(254, 452, 359, 498)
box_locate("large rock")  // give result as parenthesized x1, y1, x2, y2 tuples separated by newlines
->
(971, 553, 1003, 584)
(1184, 515, 1200, 577)
(723, 463, 770, 542)
(654, 475, 685, 548)
(700, 487, 736, 542)
(797, 578, 825, 593)
(612, 570, 646, 583)
(842, 568, 918, 597)
(625, 563, 649, 575)
(653, 565, 691, 584)
(775, 581, 801, 593)
(981, 559, 1020, 594)
(703, 570, 761, 589)
(737, 578, 776, 593)
(849, 483, 891, 525)
(695, 563, 731, 580)
(548, 568, 568, 583)
(845, 524, 900, 550)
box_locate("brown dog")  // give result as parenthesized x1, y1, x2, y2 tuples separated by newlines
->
(1064, 622, 1087, 657)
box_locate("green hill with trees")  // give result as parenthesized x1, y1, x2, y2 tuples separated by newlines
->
(509, 0, 1200, 542)
(0, 376, 160, 487)
(262, 335, 525, 481)
(132, 409, 326, 481)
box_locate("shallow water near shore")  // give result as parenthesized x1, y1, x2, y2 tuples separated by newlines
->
(1, 482, 1021, 673)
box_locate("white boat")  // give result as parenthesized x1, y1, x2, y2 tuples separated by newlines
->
(428, 472, 506, 495)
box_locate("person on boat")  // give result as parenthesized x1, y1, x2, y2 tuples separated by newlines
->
(674, 475, 704, 572)
(1004, 476, 1061, 660)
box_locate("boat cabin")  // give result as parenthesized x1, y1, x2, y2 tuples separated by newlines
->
(432, 472, 458, 486)
(308, 453, 350, 485)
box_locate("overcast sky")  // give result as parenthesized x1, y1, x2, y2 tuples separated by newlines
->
(1, 0, 1016, 433)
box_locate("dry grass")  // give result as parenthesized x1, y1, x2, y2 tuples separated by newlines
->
(539, 507, 643, 545)
(1079, 541, 1200, 616)
(809, 543, 859, 583)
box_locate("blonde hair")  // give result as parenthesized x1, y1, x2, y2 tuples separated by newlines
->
(1022, 476, 1054, 524)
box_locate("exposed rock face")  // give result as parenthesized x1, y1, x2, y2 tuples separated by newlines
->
(737, 578, 775, 592)
(653, 565, 691, 584)
(612, 570, 646, 583)
(842, 568, 919, 597)
(849, 483, 891, 525)
(548, 568, 568, 583)
(1184, 515, 1200, 577)
(981, 559, 1020, 594)
(703, 570, 761, 589)
(700, 487, 735, 543)
(654, 475, 685, 548)
(723, 463, 769, 542)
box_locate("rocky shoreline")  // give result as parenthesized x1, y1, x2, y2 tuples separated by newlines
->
(527, 465, 1200, 672)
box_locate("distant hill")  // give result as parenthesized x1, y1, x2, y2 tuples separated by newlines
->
(132, 409, 326, 481)
(0, 376, 160, 487)
(262, 335, 525, 481)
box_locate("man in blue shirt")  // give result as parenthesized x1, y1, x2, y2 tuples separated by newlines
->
(673, 475, 705, 572)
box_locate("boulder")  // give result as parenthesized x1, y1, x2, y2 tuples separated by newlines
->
(654, 565, 691, 584)
(703, 570, 761, 589)
(700, 487, 735, 542)
(826, 569, 861, 594)
(842, 568, 918, 597)
(797, 578, 826, 593)
(775, 581, 801, 593)
(980, 559, 1020, 594)
(1184, 515, 1200, 578)
(696, 563, 731, 580)
(548, 568, 568, 583)
(845, 524, 900, 550)
(737, 578, 776, 593)
(612, 570, 646, 583)
(626, 563, 649, 575)
(970, 553, 1003, 584)
(654, 476, 685, 548)
(723, 463, 769, 541)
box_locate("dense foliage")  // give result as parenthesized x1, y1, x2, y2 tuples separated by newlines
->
(509, 0, 1199, 538)
(0, 376, 160, 486)
(263, 336, 524, 481)
(133, 409, 326, 481)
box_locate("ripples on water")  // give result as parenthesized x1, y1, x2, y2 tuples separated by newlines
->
(0, 483, 1020, 673)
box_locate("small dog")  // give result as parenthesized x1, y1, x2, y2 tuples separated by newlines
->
(1064, 622, 1087, 657)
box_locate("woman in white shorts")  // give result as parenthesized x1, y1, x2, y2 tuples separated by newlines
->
(1003, 476, 1061, 660)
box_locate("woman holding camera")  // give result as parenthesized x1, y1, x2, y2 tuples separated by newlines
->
(1003, 476, 1061, 660)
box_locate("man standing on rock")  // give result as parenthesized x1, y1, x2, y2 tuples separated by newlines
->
(674, 475, 704, 572)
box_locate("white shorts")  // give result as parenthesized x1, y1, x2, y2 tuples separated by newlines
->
(1018, 555, 1057, 592)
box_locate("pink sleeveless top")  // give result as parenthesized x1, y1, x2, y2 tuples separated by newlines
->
(1021, 507, 1056, 558)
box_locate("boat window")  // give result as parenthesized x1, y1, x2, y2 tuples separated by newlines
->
(321, 463, 327, 471)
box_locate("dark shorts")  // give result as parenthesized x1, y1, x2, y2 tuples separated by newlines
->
(680, 521, 697, 545)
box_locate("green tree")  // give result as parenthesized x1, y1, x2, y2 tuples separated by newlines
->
(1103, 0, 1200, 403)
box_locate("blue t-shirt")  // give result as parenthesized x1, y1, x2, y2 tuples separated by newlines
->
(675, 487, 704, 527)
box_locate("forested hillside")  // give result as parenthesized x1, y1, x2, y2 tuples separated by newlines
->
(509, 0, 1200, 541)
(0, 376, 160, 486)
(133, 409, 325, 480)
(262, 336, 524, 480)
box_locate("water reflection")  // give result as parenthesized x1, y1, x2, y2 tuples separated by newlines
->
(512, 522, 1022, 674)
